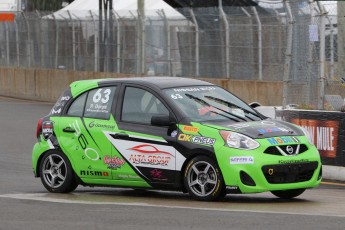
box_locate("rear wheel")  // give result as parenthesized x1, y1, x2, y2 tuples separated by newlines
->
(271, 188, 306, 199)
(184, 156, 225, 201)
(39, 150, 78, 193)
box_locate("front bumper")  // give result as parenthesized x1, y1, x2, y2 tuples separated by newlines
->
(215, 139, 322, 194)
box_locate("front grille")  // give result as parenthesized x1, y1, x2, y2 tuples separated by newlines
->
(264, 144, 308, 156)
(262, 162, 318, 184)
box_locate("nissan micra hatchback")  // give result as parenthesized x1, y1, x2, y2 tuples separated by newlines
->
(32, 77, 322, 201)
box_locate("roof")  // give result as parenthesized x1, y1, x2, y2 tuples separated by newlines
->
(51, 0, 185, 19)
(98, 77, 213, 89)
(164, 0, 257, 8)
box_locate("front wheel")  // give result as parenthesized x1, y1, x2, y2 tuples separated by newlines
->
(39, 150, 78, 193)
(184, 156, 225, 201)
(271, 188, 306, 199)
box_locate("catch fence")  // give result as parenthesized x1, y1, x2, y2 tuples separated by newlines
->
(0, 0, 344, 109)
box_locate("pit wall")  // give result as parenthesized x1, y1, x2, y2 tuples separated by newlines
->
(0, 67, 283, 105)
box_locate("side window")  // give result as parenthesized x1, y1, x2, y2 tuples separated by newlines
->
(84, 87, 116, 120)
(67, 93, 87, 117)
(121, 87, 169, 124)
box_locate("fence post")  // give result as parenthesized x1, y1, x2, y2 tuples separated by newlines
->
(219, 1, 230, 78)
(90, 10, 98, 72)
(282, 0, 294, 108)
(51, 14, 59, 69)
(22, 12, 31, 68)
(67, 11, 76, 71)
(14, 19, 20, 66)
(138, 10, 146, 75)
(5, 22, 10, 66)
(317, 2, 326, 110)
(113, 10, 121, 73)
(190, 8, 199, 77)
(326, 15, 335, 80)
(252, 6, 262, 81)
(159, 10, 171, 76)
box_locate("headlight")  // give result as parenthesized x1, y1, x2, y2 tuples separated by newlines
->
(220, 131, 260, 150)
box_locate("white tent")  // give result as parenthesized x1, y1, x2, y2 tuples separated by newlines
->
(51, 0, 185, 19)
(0, 0, 19, 11)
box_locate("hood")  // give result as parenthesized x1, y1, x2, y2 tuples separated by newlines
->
(202, 120, 304, 139)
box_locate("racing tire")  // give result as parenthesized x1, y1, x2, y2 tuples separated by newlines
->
(184, 156, 225, 201)
(39, 150, 78, 193)
(271, 188, 306, 199)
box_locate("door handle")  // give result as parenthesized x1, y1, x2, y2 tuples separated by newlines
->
(113, 133, 129, 139)
(63, 127, 76, 133)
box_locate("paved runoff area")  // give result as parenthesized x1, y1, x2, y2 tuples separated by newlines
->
(1, 96, 345, 230)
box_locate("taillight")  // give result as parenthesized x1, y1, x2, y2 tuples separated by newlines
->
(36, 118, 43, 138)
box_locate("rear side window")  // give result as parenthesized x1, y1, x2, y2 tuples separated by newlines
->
(66, 86, 116, 120)
(67, 93, 87, 117)
(84, 87, 116, 119)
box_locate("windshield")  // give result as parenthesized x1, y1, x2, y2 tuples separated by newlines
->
(164, 86, 262, 122)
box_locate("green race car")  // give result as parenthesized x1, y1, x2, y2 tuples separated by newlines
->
(32, 77, 322, 201)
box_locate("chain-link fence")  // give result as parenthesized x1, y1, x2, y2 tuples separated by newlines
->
(0, 0, 344, 109)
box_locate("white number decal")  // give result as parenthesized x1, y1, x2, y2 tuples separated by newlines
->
(101, 89, 111, 103)
(93, 89, 102, 103)
(93, 88, 112, 103)
(171, 94, 183, 100)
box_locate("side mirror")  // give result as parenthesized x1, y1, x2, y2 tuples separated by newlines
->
(151, 115, 176, 127)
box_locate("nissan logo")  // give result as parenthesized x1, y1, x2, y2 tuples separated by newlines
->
(286, 146, 294, 155)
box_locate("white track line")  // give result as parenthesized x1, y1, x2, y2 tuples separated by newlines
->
(0, 193, 344, 218)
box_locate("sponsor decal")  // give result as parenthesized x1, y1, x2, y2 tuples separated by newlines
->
(80, 170, 109, 177)
(178, 134, 216, 146)
(104, 155, 125, 169)
(266, 136, 300, 145)
(89, 121, 116, 130)
(230, 156, 254, 164)
(51, 108, 61, 115)
(226, 186, 239, 190)
(61, 96, 71, 101)
(182, 125, 199, 134)
(261, 121, 276, 125)
(227, 123, 250, 130)
(150, 169, 167, 180)
(42, 121, 54, 140)
(257, 127, 289, 134)
(104, 131, 186, 171)
(173, 86, 216, 92)
(278, 159, 309, 164)
(128, 144, 174, 166)
(117, 174, 140, 179)
(291, 118, 339, 158)
(171, 130, 178, 138)
(69, 120, 100, 161)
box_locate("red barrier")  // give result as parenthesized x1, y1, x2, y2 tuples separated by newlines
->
(279, 110, 345, 166)
(0, 13, 15, 22)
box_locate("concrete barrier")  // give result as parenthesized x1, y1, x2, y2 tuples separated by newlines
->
(0, 67, 284, 105)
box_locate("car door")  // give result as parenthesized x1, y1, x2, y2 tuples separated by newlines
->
(57, 86, 117, 181)
(104, 85, 185, 185)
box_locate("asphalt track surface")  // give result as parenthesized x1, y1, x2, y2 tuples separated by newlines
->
(0, 96, 345, 230)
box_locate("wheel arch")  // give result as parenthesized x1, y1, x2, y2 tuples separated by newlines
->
(179, 148, 218, 192)
(36, 149, 76, 178)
